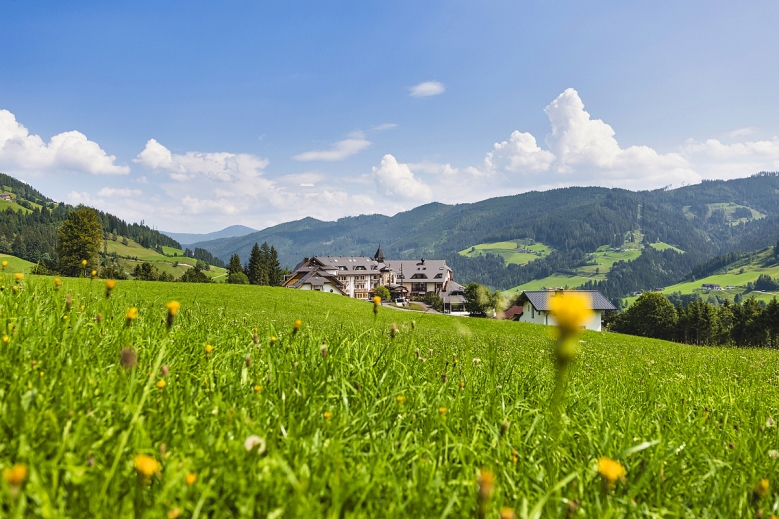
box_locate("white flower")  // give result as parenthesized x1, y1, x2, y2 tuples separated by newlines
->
(769, 449, 779, 459)
(244, 435, 266, 454)
(472, 358, 481, 365)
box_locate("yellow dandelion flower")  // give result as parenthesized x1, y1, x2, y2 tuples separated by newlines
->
(39, 371, 44, 377)
(373, 295, 382, 305)
(167, 509, 182, 519)
(14, 273, 23, 281)
(549, 292, 592, 335)
(105, 279, 116, 290)
(293, 319, 302, 330)
(1, 260, 7, 268)
(396, 395, 406, 404)
(54, 278, 61, 288)
(126, 307, 138, 321)
(81, 259, 87, 267)
(205, 344, 213, 354)
(754, 478, 770, 499)
(133, 454, 160, 478)
(2, 463, 27, 486)
(166, 301, 180, 316)
(91, 270, 97, 278)
(499, 507, 516, 519)
(438, 407, 447, 415)
(598, 457, 626, 489)
(323, 411, 333, 420)
(2, 336, 8, 343)
(270, 336, 277, 345)
(156, 380, 167, 389)
(253, 385, 263, 393)
(185, 472, 197, 486)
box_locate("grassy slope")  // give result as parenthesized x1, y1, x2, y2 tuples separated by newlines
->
(459, 240, 552, 266)
(2, 276, 777, 516)
(0, 253, 36, 273)
(107, 238, 226, 281)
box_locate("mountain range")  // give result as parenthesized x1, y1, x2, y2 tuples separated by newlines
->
(161, 225, 257, 245)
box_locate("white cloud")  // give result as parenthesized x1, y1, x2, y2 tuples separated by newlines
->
(371, 123, 398, 132)
(292, 137, 372, 162)
(373, 154, 433, 201)
(485, 131, 556, 174)
(409, 81, 445, 98)
(97, 187, 142, 197)
(728, 127, 755, 138)
(0, 109, 129, 175)
(408, 161, 459, 176)
(683, 138, 779, 160)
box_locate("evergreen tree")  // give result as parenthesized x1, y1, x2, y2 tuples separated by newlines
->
(765, 297, 779, 348)
(245, 243, 263, 285)
(269, 245, 283, 285)
(259, 242, 272, 285)
(227, 253, 243, 275)
(611, 292, 676, 340)
(56, 206, 104, 276)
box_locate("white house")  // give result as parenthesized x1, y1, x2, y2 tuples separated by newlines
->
(514, 290, 615, 332)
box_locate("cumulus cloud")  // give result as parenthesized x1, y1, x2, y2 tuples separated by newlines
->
(480, 88, 698, 190)
(97, 187, 142, 197)
(0, 109, 129, 175)
(408, 161, 459, 176)
(409, 81, 445, 98)
(292, 136, 372, 162)
(373, 154, 433, 201)
(728, 127, 755, 138)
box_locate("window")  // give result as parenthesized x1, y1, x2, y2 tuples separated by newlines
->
(434, 273, 443, 279)
(411, 273, 428, 279)
(354, 266, 366, 270)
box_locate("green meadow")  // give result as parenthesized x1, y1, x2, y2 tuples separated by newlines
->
(106, 238, 226, 281)
(459, 240, 552, 266)
(2, 275, 779, 517)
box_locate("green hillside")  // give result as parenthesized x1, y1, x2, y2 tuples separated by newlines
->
(107, 237, 227, 281)
(0, 253, 36, 273)
(458, 239, 552, 265)
(2, 275, 777, 516)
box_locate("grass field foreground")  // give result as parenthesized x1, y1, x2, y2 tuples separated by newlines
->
(1, 276, 779, 516)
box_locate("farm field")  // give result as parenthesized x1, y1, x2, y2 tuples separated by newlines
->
(503, 274, 594, 296)
(650, 242, 684, 253)
(3, 276, 776, 516)
(459, 240, 552, 266)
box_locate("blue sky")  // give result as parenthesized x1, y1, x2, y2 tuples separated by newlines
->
(1, 1, 778, 232)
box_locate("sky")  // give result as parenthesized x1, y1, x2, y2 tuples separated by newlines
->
(1, 1, 779, 233)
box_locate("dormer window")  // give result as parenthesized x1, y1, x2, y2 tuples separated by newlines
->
(411, 273, 428, 279)
(354, 266, 366, 270)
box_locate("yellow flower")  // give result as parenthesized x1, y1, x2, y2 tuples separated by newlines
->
(396, 395, 406, 404)
(1, 260, 7, 268)
(81, 259, 87, 267)
(39, 371, 44, 377)
(185, 472, 197, 486)
(270, 336, 277, 345)
(205, 344, 213, 354)
(253, 385, 263, 393)
(499, 507, 516, 519)
(2, 463, 27, 486)
(754, 478, 770, 499)
(14, 273, 22, 281)
(2, 336, 8, 343)
(54, 278, 61, 287)
(549, 292, 592, 335)
(91, 270, 97, 278)
(373, 296, 381, 306)
(133, 454, 160, 478)
(438, 407, 447, 415)
(105, 279, 116, 297)
(598, 457, 626, 488)
(323, 411, 333, 420)
(293, 319, 302, 330)
(126, 307, 138, 321)
(156, 380, 166, 389)
(167, 509, 182, 519)
(166, 301, 180, 316)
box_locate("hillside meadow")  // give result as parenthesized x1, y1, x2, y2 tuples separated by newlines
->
(2, 276, 779, 517)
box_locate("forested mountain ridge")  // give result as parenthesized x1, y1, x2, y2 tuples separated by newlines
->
(0, 172, 181, 266)
(195, 172, 779, 300)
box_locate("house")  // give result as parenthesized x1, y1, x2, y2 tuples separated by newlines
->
(514, 290, 616, 332)
(281, 259, 347, 295)
(441, 281, 467, 315)
(0, 193, 11, 202)
(502, 305, 524, 321)
(283, 246, 454, 300)
(702, 283, 722, 290)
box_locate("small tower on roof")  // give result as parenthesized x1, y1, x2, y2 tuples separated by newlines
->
(374, 244, 386, 263)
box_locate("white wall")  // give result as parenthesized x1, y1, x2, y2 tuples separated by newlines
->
(518, 302, 603, 331)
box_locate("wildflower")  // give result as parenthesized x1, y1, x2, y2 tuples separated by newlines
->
(2, 336, 8, 343)
(396, 395, 406, 404)
(205, 344, 213, 354)
(253, 385, 263, 393)
(598, 457, 626, 490)
(133, 454, 161, 479)
(39, 371, 44, 377)
(391, 322, 398, 338)
(166, 301, 180, 328)
(14, 273, 22, 282)
(2, 463, 27, 486)
(511, 449, 518, 464)
(126, 307, 138, 326)
(769, 450, 779, 459)
(81, 259, 87, 267)
(754, 478, 770, 500)
(54, 278, 61, 290)
(0, 260, 6, 269)
(105, 279, 116, 297)
(270, 336, 277, 345)
(156, 380, 166, 389)
(185, 473, 197, 486)
(91, 270, 97, 278)
(373, 295, 381, 315)
(499, 508, 516, 519)
(459, 381, 465, 389)
(244, 435, 266, 454)
(477, 469, 495, 519)
(293, 319, 302, 335)
(438, 407, 447, 415)
(323, 411, 333, 420)
(472, 358, 481, 365)
(550, 292, 592, 337)
(120, 347, 137, 369)
(167, 509, 182, 519)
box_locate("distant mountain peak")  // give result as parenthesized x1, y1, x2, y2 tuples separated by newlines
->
(161, 225, 258, 245)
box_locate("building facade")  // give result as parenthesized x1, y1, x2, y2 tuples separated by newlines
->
(514, 290, 615, 332)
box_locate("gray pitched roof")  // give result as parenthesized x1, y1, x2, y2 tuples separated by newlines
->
(519, 290, 616, 311)
(384, 259, 450, 280)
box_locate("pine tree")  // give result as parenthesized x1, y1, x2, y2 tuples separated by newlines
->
(269, 245, 282, 285)
(259, 242, 272, 285)
(227, 253, 243, 276)
(246, 243, 263, 285)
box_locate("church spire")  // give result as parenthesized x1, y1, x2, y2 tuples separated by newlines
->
(374, 244, 386, 263)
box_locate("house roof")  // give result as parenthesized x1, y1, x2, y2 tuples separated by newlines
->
(441, 281, 466, 304)
(503, 305, 524, 319)
(314, 256, 383, 272)
(518, 290, 616, 311)
(384, 259, 450, 280)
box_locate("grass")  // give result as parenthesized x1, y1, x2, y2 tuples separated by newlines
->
(503, 274, 594, 297)
(0, 199, 31, 214)
(650, 242, 684, 253)
(0, 253, 36, 273)
(459, 240, 552, 266)
(105, 238, 226, 281)
(2, 276, 779, 516)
